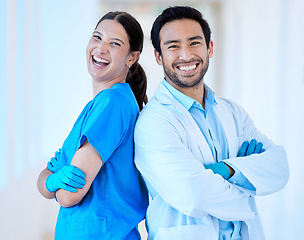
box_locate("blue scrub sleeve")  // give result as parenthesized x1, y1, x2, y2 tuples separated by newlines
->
(79, 90, 130, 163)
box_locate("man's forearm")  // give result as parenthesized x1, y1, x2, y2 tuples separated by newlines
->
(224, 162, 235, 178)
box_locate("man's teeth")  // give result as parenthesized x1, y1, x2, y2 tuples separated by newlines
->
(179, 65, 196, 71)
(93, 56, 109, 64)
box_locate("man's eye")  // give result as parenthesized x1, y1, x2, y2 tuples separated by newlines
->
(191, 41, 201, 46)
(168, 45, 178, 49)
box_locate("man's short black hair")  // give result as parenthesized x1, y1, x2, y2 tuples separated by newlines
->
(151, 6, 212, 54)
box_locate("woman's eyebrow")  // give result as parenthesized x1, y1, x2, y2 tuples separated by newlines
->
(92, 31, 125, 44)
(93, 30, 101, 35)
(111, 38, 125, 45)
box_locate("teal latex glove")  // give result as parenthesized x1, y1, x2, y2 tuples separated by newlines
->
(205, 139, 264, 180)
(47, 150, 64, 173)
(45, 165, 86, 193)
(237, 139, 264, 157)
(205, 162, 230, 180)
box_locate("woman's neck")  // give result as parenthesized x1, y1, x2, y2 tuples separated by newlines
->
(92, 78, 126, 97)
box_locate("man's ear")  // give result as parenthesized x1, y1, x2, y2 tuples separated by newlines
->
(127, 51, 140, 66)
(154, 49, 163, 66)
(208, 40, 214, 58)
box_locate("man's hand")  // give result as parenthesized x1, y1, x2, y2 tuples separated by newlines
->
(205, 162, 231, 180)
(237, 139, 264, 157)
(45, 165, 86, 193)
(205, 139, 264, 179)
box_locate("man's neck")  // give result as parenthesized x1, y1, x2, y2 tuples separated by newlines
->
(167, 80, 205, 108)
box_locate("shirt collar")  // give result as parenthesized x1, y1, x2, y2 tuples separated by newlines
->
(204, 84, 217, 112)
(162, 79, 194, 110)
(162, 79, 217, 112)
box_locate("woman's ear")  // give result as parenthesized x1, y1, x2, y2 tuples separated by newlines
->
(127, 51, 140, 67)
(154, 49, 163, 66)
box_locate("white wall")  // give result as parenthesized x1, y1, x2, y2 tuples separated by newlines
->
(0, 0, 99, 239)
(219, 0, 304, 239)
(1, 0, 303, 239)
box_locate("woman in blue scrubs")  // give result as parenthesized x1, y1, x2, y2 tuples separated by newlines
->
(37, 11, 149, 239)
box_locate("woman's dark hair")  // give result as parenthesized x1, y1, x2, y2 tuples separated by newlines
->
(96, 11, 148, 110)
(151, 6, 212, 55)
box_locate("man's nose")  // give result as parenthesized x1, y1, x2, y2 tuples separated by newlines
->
(178, 46, 194, 61)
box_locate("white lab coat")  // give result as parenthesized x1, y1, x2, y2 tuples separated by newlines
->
(134, 82, 289, 240)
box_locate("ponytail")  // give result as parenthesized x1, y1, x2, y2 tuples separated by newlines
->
(126, 62, 148, 111)
(97, 11, 147, 110)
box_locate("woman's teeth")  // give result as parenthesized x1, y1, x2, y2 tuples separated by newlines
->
(93, 56, 109, 65)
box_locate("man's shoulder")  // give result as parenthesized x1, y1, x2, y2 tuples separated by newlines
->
(136, 95, 183, 132)
(139, 96, 171, 120)
(215, 96, 248, 118)
(216, 96, 236, 105)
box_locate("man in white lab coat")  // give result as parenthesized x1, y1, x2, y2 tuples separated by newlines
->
(134, 6, 289, 240)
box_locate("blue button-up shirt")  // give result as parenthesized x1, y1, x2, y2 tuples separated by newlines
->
(163, 79, 254, 240)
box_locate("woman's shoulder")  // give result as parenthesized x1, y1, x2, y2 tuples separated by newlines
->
(88, 84, 137, 121)
(94, 84, 133, 107)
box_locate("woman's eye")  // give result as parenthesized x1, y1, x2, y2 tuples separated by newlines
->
(93, 35, 101, 40)
(111, 42, 121, 47)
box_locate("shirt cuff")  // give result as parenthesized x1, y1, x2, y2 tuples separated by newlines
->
(226, 163, 256, 191)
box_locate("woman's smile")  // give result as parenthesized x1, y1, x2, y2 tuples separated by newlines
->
(92, 55, 110, 68)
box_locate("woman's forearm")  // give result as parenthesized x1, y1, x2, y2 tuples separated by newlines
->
(37, 167, 56, 199)
(55, 140, 103, 208)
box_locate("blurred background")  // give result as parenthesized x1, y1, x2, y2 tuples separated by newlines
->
(0, 0, 303, 239)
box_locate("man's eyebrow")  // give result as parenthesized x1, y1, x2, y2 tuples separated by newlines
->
(163, 40, 180, 45)
(188, 36, 204, 41)
(163, 36, 204, 45)
(92, 31, 125, 44)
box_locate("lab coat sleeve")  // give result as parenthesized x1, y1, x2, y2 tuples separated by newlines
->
(134, 102, 255, 221)
(223, 100, 289, 196)
(228, 166, 256, 191)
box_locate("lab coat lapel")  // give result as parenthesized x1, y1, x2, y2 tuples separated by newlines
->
(154, 83, 214, 163)
(213, 97, 238, 158)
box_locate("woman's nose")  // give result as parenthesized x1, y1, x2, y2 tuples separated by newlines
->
(97, 42, 108, 53)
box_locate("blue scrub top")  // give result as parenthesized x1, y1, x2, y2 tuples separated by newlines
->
(50, 83, 149, 240)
